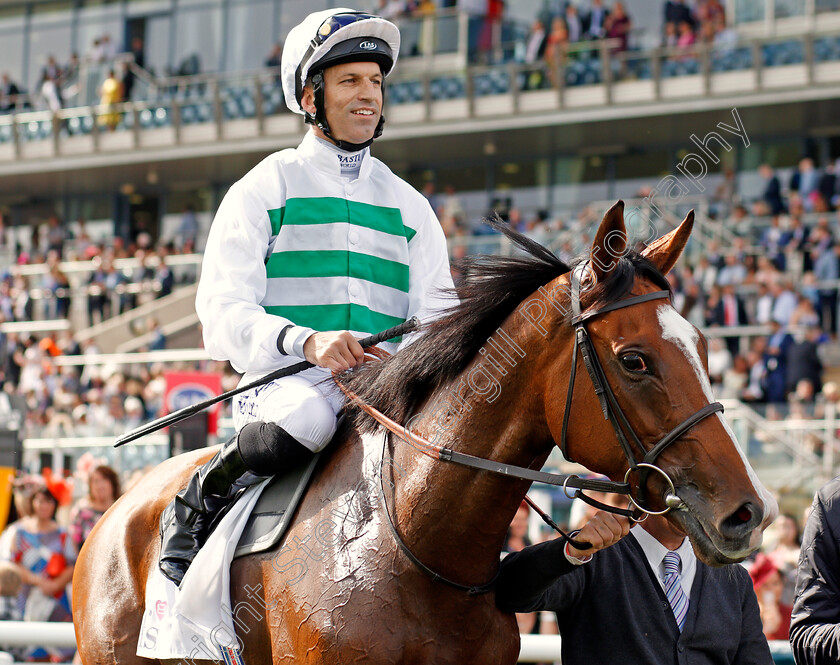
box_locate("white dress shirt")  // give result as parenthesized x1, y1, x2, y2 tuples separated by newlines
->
(631, 525, 696, 597)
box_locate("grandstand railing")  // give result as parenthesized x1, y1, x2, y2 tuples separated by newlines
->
(4, 27, 840, 167)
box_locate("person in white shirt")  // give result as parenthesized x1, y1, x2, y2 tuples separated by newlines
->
(158, 8, 453, 586)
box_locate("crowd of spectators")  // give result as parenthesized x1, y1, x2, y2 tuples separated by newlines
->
(0, 32, 148, 117)
(0, 458, 136, 659)
(0, 207, 210, 443)
(426, 155, 840, 437)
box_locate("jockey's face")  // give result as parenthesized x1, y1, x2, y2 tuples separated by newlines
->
(304, 61, 383, 145)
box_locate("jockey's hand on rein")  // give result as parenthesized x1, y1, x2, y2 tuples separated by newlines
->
(304, 331, 365, 372)
(567, 511, 631, 560)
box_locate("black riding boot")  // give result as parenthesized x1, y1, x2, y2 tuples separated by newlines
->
(158, 435, 253, 586)
(158, 421, 313, 586)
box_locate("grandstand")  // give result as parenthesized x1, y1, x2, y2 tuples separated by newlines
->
(1, 0, 840, 514)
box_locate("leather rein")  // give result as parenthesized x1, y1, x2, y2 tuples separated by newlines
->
(336, 269, 724, 594)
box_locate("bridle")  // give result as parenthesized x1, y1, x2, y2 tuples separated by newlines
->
(560, 264, 724, 517)
(337, 267, 724, 594)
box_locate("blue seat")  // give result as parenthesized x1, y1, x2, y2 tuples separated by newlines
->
(661, 60, 679, 77)
(153, 107, 170, 126)
(196, 102, 213, 122)
(430, 76, 463, 100)
(389, 82, 409, 104)
(223, 98, 239, 119)
(180, 104, 197, 124)
(814, 37, 833, 62)
(488, 69, 510, 93)
(24, 120, 42, 142)
(763, 41, 804, 66)
(139, 108, 155, 128)
(407, 80, 423, 102)
(264, 90, 284, 114)
(239, 96, 256, 118)
(680, 58, 700, 75)
(473, 73, 493, 96)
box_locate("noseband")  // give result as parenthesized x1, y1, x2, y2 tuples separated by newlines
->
(559, 265, 724, 516)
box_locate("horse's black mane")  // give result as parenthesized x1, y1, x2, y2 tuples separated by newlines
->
(342, 219, 671, 432)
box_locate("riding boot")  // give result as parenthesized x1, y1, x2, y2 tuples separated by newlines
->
(158, 433, 255, 587)
(158, 421, 314, 587)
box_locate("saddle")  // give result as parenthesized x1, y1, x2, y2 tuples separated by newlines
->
(233, 451, 322, 559)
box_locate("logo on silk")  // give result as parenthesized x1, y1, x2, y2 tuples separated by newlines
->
(337, 152, 364, 176)
(337, 154, 363, 166)
(155, 600, 168, 619)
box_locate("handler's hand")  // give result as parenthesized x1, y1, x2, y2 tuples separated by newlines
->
(567, 511, 631, 560)
(304, 331, 365, 371)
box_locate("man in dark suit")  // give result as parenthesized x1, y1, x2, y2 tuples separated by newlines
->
(0, 74, 21, 113)
(664, 0, 694, 30)
(496, 511, 771, 665)
(759, 163, 786, 216)
(585, 0, 609, 39)
(707, 284, 749, 357)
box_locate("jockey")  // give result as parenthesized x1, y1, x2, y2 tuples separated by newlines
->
(158, 8, 454, 586)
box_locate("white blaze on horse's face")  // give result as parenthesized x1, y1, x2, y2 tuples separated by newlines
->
(656, 305, 713, 401)
(656, 304, 778, 547)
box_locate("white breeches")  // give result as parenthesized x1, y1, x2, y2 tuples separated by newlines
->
(232, 367, 343, 452)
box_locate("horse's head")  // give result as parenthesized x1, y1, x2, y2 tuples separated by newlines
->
(541, 201, 777, 565)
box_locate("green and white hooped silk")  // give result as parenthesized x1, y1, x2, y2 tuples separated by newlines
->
(262, 196, 414, 334)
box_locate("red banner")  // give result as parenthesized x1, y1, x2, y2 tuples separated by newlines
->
(164, 371, 222, 435)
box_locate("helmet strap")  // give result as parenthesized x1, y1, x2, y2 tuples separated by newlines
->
(304, 71, 386, 153)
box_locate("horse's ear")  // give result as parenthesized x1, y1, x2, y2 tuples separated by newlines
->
(641, 210, 695, 275)
(588, 200, 627, 282)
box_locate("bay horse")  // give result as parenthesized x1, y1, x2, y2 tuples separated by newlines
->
(73, 202, 776, 665)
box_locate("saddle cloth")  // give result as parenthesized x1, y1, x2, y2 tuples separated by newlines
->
(136, 452, 322, 661)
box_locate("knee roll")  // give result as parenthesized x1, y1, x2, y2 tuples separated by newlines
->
(235, 421, 312, 475)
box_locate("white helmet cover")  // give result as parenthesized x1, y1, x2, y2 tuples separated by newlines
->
(281, 8, 401, 116)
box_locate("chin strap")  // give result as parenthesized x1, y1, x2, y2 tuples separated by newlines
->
(305, 71, 386, 152)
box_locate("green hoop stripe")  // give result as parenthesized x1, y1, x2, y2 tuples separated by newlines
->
(266, 250, 409, 292)
(267, 197, 417, 241)
(264, 303, 405, 336)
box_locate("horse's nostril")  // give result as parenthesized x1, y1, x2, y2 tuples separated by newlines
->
(721, 503, 758, 536)
(734, 505, 753, 524)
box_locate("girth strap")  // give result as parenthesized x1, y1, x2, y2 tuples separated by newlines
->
(376, 445, 500, 596)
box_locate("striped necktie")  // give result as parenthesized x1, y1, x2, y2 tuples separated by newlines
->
(663, 551, 689, 630)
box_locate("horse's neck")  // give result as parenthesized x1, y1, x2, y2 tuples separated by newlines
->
(390, 322, 556, 586)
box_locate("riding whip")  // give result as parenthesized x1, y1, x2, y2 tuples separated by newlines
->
(114, 317, 420, 447)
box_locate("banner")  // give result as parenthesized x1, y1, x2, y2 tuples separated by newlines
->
(164, 372, 222, 435)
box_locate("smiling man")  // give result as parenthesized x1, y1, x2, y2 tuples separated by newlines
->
(157, 8, 453, 586)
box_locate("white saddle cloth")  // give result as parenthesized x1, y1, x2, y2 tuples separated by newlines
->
(136, 478, 271, 661)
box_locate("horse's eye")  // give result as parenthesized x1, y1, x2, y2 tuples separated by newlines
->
(621, 353, 648, 373)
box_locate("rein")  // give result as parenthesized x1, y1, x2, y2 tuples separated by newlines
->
(337, 378, 623, 595)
